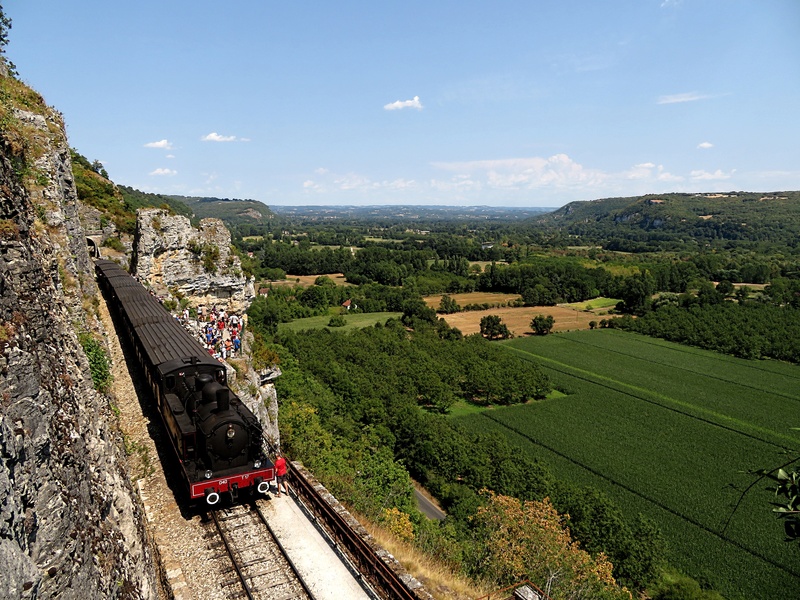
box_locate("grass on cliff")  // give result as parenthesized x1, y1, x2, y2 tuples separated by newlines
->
(356, 513, 491, 600)
(0, 69, 61, 186)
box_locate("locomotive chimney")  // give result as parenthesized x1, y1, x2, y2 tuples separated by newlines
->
(216, 387, 230, 412)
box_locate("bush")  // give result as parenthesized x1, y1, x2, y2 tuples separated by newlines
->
(328, 314, 346, 327)
(78, 332, 112, 393)
(101, 236, 125, 252)
(201, 244, 220, 273)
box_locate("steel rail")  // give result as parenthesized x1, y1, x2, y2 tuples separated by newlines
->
(210, 508, 256, 600)
(251, 501, 315, 600)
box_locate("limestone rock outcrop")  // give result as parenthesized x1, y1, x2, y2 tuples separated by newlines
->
(131, 208, 255, 313)
(0, 80, 157, 597)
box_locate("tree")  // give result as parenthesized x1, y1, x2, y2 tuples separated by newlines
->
(715, 280, 734, 297)
(328, 314, 346, 327)
(480, 315, 511, 340)
(91, 159, 109, 179)
(0, 5, 11, 55)
(438, 294, 461, 314)
(299, 284, 329, 309)
(470, 491, 630, 599)
(589, 320, 598, 330)
(620, 271, 656, 314)
(531, 314, 555, 335)
(734, 285, 751, 305)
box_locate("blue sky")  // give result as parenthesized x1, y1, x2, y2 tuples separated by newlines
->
(7, 0, 800, 207)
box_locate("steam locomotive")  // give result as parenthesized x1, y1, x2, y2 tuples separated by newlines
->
(94, 259, 274, 505)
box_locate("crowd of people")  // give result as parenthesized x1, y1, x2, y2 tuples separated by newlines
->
(177, 305, 247, 362)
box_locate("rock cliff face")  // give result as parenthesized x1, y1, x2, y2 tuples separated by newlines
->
(0, 76, 156, 597)
(131, 208, 255, 313)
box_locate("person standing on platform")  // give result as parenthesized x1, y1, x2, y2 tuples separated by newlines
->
(274, 453, 288, 497)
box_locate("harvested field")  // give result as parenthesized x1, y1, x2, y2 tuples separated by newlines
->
(423, 291, 521, 308)
(441, 305, 598, 336)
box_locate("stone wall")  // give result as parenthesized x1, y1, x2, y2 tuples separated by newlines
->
(0, 97, 157, 596)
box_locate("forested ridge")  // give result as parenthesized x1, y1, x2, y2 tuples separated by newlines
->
(538, 191, 800, 251)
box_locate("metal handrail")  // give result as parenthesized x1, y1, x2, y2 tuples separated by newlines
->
(286, 461, 428, 600)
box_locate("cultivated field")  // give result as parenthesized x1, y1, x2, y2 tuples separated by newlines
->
(454, 330, 800, 599)
(277, 311, 403, 333)
(423, 292, 521, 308)
(265, 273, 350, 288)
(441, 306, 598, 336)
(423, 293, 615, 336)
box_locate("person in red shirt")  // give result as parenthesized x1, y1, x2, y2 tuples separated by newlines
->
(274, 454, 288, 497)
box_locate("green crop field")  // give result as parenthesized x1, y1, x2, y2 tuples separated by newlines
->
(563, 296, 620, 311)
(277, 311, 402, 333)
(454, 330, 800, 599)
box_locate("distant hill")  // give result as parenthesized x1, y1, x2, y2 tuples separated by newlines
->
(271, 204, 554, 221)
(171, 196, 274, 222)
(535, 191, 800, 250)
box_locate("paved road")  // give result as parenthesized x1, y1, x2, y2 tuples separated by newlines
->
(414, 488, 446, 521)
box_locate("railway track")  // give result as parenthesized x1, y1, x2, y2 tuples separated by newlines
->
(207, 501, 314, 600)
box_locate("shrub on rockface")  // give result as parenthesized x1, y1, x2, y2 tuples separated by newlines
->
(78, 331, 112, 393)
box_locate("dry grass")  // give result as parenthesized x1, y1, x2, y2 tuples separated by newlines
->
(441, 305, 600, 337)
(266, 273, 351, 288)
(423, 291, 521, 308)
(359, 517, 491, 600)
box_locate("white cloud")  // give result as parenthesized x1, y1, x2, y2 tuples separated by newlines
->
(626, 163, 656, 180)
(691, 169, 734, 180)
(302, 168, 418, 194)
(432, 154, 606, 190)
(144, 139, 172, 149)
(333, 173, 373, 190)
(166, 154, 176, 159)
(697, 142, 713, 149)
(201, 132, 246, 142)
(384, 95, 423, 111)
(656, 165, 683, 182)
(657, 91, 711, 104)
(149, 168, 177, 176)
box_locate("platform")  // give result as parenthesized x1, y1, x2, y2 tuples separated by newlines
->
(260, 493, 374, 600)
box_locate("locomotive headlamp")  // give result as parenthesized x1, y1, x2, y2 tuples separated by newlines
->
(226, 425, 236, 440)
(254, 460, 262, 469)
(204, 470, 213, 479)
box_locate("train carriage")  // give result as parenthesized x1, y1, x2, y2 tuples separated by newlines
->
(95, 259, 274, 504)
